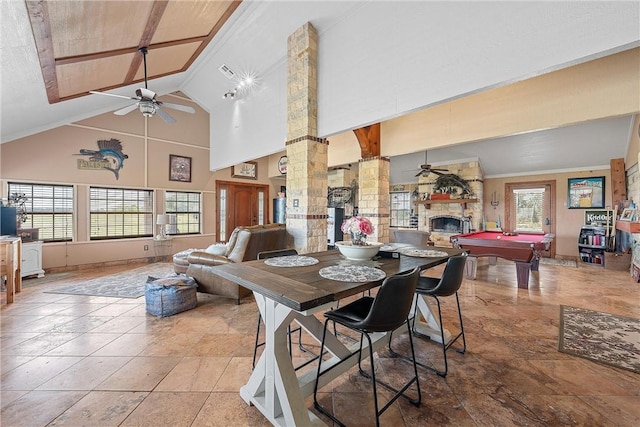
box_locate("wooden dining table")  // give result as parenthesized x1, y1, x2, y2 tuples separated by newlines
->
(209, 246, 465, 426)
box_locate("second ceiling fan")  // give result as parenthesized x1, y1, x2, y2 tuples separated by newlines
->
(90, 47, 195, 123)
(415, 151, 448, 177)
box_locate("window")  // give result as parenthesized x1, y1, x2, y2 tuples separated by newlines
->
(390, 192, 413, 228)
(7, 182, 74, 242)
(90, 187, 153, 239)
(258, 190, 265, 225)
(513, 188, 545, 232)
(219, 188, 227, 241)
(165, 191, 201, 235)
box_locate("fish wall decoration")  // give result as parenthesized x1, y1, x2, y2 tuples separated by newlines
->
(76, 138, 128, 179)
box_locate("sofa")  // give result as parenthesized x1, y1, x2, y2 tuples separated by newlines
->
(180, 223, 289, 304)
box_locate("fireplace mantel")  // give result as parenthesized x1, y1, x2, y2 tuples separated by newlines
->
(415, 198, 479, 209)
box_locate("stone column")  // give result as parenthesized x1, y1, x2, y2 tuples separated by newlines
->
(358, 157, 390, 243)
(285, 23, 327, 253)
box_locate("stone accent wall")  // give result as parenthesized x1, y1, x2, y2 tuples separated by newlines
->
(358, 157, 390, 243)
(285, 22, 327, 254)
(286, 23, 318, 138)
(416, 160, 484, 246)
(328, 168, 356, 188)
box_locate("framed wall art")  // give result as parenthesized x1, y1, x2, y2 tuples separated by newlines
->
(169, 155, 192, 182)
(620, 208, 635, 221)
(567, 176, 605, 209)
(231, 161, 257, 179)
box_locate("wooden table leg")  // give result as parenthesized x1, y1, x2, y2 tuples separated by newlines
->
(515, 261, 531, 289)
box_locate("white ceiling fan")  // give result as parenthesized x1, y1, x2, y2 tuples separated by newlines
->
(90, 47, 195, 123)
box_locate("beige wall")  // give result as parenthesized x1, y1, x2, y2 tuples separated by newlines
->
(0, 101, 278, 270)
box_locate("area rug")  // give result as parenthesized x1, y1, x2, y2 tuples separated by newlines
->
(45, 263, 176, 298)
(21, 272, 78, 288)
(540, 257, 578, 267)
(558, 305, 640, 374)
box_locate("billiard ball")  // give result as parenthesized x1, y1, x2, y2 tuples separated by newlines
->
(497, 235, 502, 239)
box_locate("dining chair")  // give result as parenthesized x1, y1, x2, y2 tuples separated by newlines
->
(313, 267, 421, 427)
(253, 248, 316, 370)
(410, 254, 467, 377)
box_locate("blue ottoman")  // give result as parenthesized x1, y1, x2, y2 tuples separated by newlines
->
(145, 276, 198, 317)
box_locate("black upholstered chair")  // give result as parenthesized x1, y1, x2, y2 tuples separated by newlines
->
(253, 249, 316, 370)
(313, 267, 422, 427)
(412, 254, 467, 377)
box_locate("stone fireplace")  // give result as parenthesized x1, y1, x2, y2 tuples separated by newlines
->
(416, 160, 483, 246)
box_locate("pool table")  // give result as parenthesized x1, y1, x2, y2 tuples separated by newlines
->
(450, 230, 554, 288)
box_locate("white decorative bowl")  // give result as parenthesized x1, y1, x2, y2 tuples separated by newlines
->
(335, 241, 384, 261)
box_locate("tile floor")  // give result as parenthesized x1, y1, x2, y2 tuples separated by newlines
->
(1, 259, 639, 426)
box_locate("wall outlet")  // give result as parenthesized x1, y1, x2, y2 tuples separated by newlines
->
(144, 245, 149, 251)
(293, 199, 299, 207)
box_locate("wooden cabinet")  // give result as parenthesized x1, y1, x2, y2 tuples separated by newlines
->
(21, 241, 44, 278)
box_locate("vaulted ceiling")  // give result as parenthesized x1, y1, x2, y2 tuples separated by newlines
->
(26, 0, 239, 103)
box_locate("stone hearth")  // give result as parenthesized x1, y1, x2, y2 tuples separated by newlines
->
(415, 160, 483, 247)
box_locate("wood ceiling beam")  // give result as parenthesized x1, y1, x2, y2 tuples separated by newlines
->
(25, 0, 59, 103)
(125, 1, 169, 83)
(54, 37, 206, 67)
(353, 123, 381, 158)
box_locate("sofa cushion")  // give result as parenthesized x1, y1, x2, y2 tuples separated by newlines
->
(227, 229, 252, 263)
(225, 227, 241, 257)
(205, 243, 227, 255)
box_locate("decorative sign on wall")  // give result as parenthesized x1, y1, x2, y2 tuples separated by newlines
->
(232, 161, 257, 179)
(584, 210, 613, 226)
(169, 155, 192, 182)
(568, 176, 605, 209)
(76, 138, 128, 180)
(328, 187, 353, 207)
(278, 156, 288, 175)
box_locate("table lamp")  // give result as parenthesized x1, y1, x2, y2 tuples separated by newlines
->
(156, 214, 170, 240)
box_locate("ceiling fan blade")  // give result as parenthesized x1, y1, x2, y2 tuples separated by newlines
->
(160, 102, 195, 114)
(113, 103, 139, 116)
(89, 91, 136, 100)
(155, 107, 176, 123)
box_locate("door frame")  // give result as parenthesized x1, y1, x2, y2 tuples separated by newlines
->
(504, 180, 556, 258)
(215, 180, 270, 242)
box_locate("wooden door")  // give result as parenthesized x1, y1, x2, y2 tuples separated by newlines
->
(216, 181, 269, 242)
(505, 180, 556, 258)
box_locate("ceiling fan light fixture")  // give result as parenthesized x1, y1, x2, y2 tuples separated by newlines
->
(139, 102, 156, 117)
